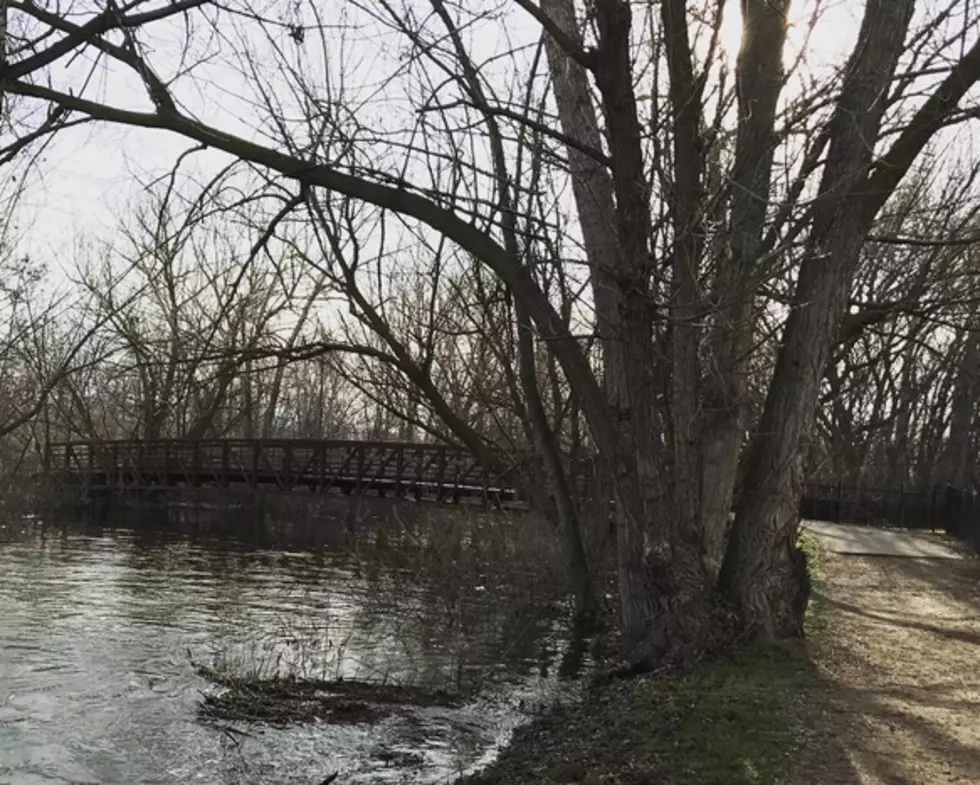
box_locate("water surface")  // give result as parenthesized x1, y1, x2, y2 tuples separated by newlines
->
(0, 506, 587, 784)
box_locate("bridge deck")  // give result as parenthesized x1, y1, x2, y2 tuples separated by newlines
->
(44, 439, 523, 505)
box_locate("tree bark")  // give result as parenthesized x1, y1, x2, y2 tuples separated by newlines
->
(590, 0, 725, 662)
(729, 3, 980, 638)
(726, 0, 917, 639)
(701, 0, 790, 577)
(661, 0, 706, 576)
(540, 0, 622, 559)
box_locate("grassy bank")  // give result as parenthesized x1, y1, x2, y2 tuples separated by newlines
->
(462, 645, 820, 785)
(463, 536, 831, 785)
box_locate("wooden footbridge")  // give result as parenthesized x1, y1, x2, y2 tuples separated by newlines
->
(43, 439, 526, 506)
(39, 440, 980, 551)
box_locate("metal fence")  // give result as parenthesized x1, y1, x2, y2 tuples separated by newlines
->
(943, 486, 980, 553)
(801, 482, 980, 552)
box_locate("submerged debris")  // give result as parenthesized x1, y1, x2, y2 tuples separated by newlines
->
(194, 662, 466, 726)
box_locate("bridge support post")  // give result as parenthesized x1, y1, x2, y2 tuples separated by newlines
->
(192, 441, 200, 487)
(355, 444, 365, 496)
(317, 443, 326, 492)
(282, 443, 293, 491)
(221, 442, 230, 488)
(436, 446, 447, 503)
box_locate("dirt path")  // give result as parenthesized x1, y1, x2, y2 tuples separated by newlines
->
(794, 527, 980, 784)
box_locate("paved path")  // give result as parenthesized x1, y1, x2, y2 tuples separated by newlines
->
(803, 520, 966, 559)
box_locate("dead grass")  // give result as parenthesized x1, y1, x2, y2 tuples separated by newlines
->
(194, 662, 465, 726)
(796, 550, 980, 784)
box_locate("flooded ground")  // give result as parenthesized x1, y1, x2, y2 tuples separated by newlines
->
(0, 499, 592, 784)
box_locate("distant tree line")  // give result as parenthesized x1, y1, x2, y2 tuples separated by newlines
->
(0, 0, 979, 666)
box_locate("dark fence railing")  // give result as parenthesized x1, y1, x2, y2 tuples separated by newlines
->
(943, 486, 980, 553)
(801, 481, 980, 553)
(800, 483, 941, 530)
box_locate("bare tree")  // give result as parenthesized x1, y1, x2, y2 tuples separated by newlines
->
(8, 0, 980, 665)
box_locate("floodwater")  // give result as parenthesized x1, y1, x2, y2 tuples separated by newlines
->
(0, 501, 590, 784)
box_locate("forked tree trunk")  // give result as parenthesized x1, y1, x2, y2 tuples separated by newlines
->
(731, 2, 980, 636)
(700, 0, 790, 577)
(542, 0, 648, 635)
(543, 0, 980, 659)
(726, 0, 918, 638)
(592, 0, 723, 663)
(540, 0, 622, 556)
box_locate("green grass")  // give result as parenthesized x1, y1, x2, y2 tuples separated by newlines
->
(605, 646, 817, 784)
(799, 529, 830, 636)
(467, 644, 822, 785)
(468, 537, 831, 785)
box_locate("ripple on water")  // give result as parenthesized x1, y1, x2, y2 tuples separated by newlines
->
(0, 519, 588, 784)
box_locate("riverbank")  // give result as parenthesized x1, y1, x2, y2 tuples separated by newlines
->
(462, 526, 980, 784)
(459, 534, 826, 784)
(460, 642, 822, 785)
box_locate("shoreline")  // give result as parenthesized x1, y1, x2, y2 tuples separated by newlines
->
(458, 642, 822, 785)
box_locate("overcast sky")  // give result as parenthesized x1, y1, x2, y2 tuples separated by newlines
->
(7, 0, 862, 272)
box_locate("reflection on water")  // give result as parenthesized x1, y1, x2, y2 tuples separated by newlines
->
(0, 501, 589, 784)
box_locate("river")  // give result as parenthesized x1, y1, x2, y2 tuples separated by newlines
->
(0, 501, 591, 784)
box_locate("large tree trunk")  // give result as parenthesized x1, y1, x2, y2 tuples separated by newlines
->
(544, 0, 687, 655)
(726, 0, 917, 639)
(700, 0, 791, 576)
(539, 0, 619, 342)
(542, 0, 980, 659)
(540, 0, 621, 549)
(542, 0, 653, 637)
(593, 0, 666, 653)
(592, 0, 721, 663)
(729, 1, 980, 637)
(661, 0, 706, 577)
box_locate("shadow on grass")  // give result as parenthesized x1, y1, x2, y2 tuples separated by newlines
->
(817, 593, 980, 645)
(458, 533, 867, 785)
(460, 642, 863, 785)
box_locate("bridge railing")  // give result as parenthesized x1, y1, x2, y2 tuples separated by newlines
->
(47, 441, 979, 544)
(43, 439, 526, 502)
